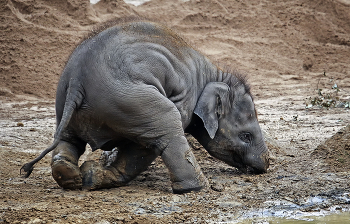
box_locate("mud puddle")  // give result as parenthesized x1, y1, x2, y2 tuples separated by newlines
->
(240, 212, 350, 224)
(233, 194, 350, 223)
(240, 213, 350, 224)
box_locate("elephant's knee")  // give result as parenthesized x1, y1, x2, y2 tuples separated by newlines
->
(51, 141, 83, 165)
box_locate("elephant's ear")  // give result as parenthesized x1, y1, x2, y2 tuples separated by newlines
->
(194, 82, 230, 139)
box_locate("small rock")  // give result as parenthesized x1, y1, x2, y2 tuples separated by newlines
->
(95, 220, 111, 224)
(302, 57, 313, 70)
(217, 201, 243, 208)
(28, 218, 42, 224)
(115, 216, 125, 221)
(17, 122, 24, 127)
(172, 195, 182, 202)
(244, 177, 252, 182)
(211, 182, 225, 192)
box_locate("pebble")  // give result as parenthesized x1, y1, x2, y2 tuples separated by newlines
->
(28, 218, 42, 224)
(211, 182, 225, 192)
(172, 195, 182, 202)
(95, 220, 111, 224)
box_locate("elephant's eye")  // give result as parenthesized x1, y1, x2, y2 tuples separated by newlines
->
(239, 132, 253, 143)
(216, 96, 222, 118)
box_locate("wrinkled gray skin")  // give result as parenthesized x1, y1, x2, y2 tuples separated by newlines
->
(21, 21, 269, 194)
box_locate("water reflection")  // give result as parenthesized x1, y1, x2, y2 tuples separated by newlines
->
(243, 212, 350, 224)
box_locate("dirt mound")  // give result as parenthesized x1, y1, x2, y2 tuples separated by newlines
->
(313, 125, 350, 172)
(1, 0, 86, 98)
(8, 0, 100, 27)
(0, 0, 135, 98)
(306, 0, 350, 46)
(1, 0, 350, 99)
(93, 0, 137, 20)
(134, 0, 350, 93)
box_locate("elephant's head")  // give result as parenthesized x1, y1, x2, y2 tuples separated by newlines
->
(191, 78, 269, 174)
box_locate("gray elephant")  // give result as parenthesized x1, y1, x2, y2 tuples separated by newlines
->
(21, 20, 269, 194)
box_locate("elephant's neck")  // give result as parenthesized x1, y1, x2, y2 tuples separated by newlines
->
(185, 114, 211, 149)
(216, 69, 243, 85)
(197, 61, 241, 87)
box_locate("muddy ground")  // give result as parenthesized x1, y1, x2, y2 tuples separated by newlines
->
(1, 0, 350, 223)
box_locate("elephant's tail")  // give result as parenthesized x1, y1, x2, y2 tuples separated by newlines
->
(20, 79, 84, 178)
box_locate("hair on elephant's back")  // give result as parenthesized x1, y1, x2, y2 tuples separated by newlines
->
(82, 16, 151, 42)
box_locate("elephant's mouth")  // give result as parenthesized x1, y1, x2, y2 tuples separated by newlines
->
(238, 165, 267, 174)
(238, 155, 269, 174)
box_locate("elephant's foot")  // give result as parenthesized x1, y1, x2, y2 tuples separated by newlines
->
(51, 159, 82, 190)
(80, 161, 123, 190)
(171, 172, 209, 194)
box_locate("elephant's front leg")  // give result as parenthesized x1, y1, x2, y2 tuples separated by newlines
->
(161, 136, 208, 194)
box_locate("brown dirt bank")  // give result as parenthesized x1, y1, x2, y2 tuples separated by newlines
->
(1, 0, 350, 223)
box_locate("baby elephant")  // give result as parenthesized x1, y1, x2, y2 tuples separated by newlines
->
(21, 20, 269, 194)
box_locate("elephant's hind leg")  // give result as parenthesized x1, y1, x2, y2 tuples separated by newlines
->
(80, 143, 158, 190)
(51, 140, 85, 190)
